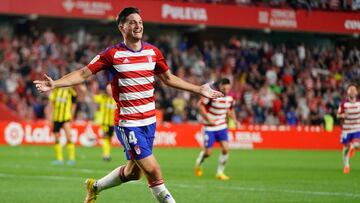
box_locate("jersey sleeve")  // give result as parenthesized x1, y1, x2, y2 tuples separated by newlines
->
(338, 102, 345, 114)
(87, 47, 113, 74)
(154, 47, 169, 75)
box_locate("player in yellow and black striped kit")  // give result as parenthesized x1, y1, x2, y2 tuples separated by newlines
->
(94, 84, 116, 161)
(49, 87, 77, 165)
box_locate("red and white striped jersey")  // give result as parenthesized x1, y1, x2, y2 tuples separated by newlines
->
(87, 42, 169, 127)
(339, 99, 360, 133)
(201, 96, 235, 131)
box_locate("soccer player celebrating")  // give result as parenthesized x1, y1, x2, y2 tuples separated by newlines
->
(337, 84, 360, 174)
(93, 84, 116, 161)
(34, 7, 223, 203)
(48, 87, 77, 165)
(195, 78, 240, 180)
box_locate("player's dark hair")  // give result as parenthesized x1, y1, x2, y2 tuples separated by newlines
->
(212, 78, 230, 90)
(116, 7, 140, 25)
(219, 78, 231, 85)
(346, 83, 358, 91)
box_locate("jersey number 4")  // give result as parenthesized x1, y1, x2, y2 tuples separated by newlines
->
(128, 131, 138, 145)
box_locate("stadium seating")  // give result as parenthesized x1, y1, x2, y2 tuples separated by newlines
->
(170, 0, 359, 11)
(0, 26, 359, 126)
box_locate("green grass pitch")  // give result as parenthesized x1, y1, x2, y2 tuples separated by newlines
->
(0, 146, 359, 203)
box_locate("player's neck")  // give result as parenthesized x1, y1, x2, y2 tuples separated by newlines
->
(349, 97, 357, 103)
(123, 40, 142, 52)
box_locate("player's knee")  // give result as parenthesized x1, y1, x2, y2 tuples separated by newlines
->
(127, 170, 142, 181)
(222, 149, 229, 155)
(204, 150, 212, 157)
(143, 164, 162, 182)
(149, 164, 161, 176)
(121, 166, 142, 182)
(54, 136, 60, 143)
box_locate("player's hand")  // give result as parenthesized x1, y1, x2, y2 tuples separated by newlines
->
(200, 83, 224, 99)
(33, 74, 55, 93)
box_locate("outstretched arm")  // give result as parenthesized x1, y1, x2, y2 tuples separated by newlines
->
(34, 66, 93, 93)
(157, 70, 223, 99)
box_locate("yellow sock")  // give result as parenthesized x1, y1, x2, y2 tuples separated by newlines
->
(102, 137, 111, 158)
(54, 143, 63, 161)
(67, 143, 76, 161)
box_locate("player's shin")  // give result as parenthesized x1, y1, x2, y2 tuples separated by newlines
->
(54, 143, 63, 161)
(216, 152, 229, 175)
(94, 165, 128, 192)
(343, 146, 350, 167)
(196, 150, 208, 166)
(66, 143, 76, 161)
(149, 180, 176, 203)
(102, 137, 111, 158)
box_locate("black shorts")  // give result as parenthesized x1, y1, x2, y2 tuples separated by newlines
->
(102, 125, 114, 137)
(53, 121, 70, 133)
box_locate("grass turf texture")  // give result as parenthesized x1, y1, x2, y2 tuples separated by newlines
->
(0, 146, 359, 203)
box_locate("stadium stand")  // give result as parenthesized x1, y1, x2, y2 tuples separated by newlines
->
(0, 23, 359, 126)
(170, 0, 360, 11)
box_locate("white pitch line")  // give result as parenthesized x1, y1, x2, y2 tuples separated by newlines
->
(0, 173, 359, 199)
(2, 164, 109, 174)
(172, 183, 360, 199)
(0, 173, 142, 184)
(0, 173, 83, 181)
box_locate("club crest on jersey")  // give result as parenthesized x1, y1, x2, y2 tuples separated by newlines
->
(134, 145, 141, 155)
(147, 55, 153, 63)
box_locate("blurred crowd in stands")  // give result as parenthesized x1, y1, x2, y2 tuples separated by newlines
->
(173, 0, 360, 10)
(0, 25, 359, 126)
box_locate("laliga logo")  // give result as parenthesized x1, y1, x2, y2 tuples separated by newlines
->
(4, 122, 97, 146)
(4, 122, 53, 146)
(162, 4, 208, 21)
(4, 122, 24, 146)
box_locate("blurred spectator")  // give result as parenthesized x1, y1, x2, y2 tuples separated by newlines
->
(171, 0, 359, 10)
(0, 22, 359, 126)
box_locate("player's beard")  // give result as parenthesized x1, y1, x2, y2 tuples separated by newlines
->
(128, 30, 142, 43)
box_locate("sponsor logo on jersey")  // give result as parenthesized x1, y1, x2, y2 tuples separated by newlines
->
(123, 58, 130, 63)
